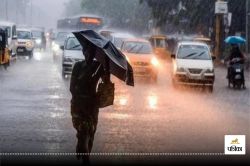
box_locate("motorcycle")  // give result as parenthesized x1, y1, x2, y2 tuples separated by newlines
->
(227, 57, 245, 89)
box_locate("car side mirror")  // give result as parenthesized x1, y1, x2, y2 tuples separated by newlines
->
(171, 54, 176, 59)
(60, 45, 64, 50)
(12, 36, 17, 40)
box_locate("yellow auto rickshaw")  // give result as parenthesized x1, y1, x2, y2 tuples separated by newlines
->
(149, 35, 171, 59)
(0, 28, 10, 69)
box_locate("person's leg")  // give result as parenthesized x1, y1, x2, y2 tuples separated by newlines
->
(88, 122, 98, 152)
(71, 113, 91, 163)
(77, 131, 91, 164)
(88, 111, 99, 152)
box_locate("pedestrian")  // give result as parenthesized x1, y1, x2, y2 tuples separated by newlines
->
(70, 43, 110, 164)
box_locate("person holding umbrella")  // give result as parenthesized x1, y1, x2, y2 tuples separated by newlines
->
(70, 30, 134, 164)
(224, 36, 246, 89)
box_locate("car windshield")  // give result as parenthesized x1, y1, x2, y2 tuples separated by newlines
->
(32, 31, 43, 38)
(122, 41, 153, 54)
(66, 37, 82, 50)
(114, 37, 127, 49)
(155, 38, 166, 48)
(56, 32, 68, 42)
(177, 45, 211, 60)
(17, 31, 32, 39)
(0, 26, 11, 38)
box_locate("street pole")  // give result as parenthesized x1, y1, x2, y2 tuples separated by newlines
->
(215, 0, 223, 60)
(246, 0, 249, 56)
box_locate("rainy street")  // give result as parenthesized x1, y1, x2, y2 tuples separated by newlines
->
(0, 50, 249, 164)
(1, 0, 250, 165)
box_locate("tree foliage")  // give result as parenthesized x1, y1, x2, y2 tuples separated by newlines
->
(143, 0, 247, 34)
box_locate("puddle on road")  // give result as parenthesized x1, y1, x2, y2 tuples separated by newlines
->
(103, 113, 132, 120)
(33, 52, 42, 61)
(50, 112, 65, 118)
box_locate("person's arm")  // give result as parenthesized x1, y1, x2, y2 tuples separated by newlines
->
(70, 62, 81, 95)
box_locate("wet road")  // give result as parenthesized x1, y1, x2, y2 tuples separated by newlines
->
(0, 50, 249, 164)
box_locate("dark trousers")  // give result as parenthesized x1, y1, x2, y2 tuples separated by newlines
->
(71, 103, 99, 164)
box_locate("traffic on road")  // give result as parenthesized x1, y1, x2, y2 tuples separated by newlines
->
(0, 0, 249, 165)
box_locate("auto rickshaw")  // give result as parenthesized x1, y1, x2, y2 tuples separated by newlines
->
(149, 35, 171, 59)
(193, 36, 215, 53)
(0, 28, 10, 69)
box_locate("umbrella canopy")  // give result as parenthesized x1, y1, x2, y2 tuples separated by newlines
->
(225, 36, 246, 44)
(73, 30, 134, 86)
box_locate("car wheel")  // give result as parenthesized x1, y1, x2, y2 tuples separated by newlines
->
(208, 86, 213, 93)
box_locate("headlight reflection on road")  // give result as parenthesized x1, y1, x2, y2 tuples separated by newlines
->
(34, 52, 42, 61)
(119, 97, 128, 106)
(148, 95, 158, 110)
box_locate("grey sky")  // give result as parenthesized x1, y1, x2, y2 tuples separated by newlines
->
(32, 0, 69, 28)
(33, 0, 69, 18)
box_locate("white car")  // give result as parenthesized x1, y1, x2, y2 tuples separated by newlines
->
(171, 41, 215, 92)
(61, 34, 84, 77)
(16, 28, 35, 57)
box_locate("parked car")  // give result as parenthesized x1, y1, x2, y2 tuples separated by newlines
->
(121, 38, 159, 82)
(16, 28, 34, 57)
(61, 34, 84, 77)
(171, 41, 215, 92)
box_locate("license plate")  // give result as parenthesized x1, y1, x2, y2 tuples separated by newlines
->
(189, 75, 201, 80)
(135, 68, 147, 72)
(236, 69, 241, 73)
(18, 49, 24, 52)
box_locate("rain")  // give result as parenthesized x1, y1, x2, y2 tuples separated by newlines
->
(0, 0, 250, 165)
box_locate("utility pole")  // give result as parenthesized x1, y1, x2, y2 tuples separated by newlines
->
(215, 0, 228, 60)
(246, 0, 249, 56)
(215, 11, 222, 59)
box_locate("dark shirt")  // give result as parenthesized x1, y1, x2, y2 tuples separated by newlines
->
(70, 61, 105, 106)
(227, 47, 245, 64)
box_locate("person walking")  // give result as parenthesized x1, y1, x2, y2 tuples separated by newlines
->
(70, 43, 110, 164)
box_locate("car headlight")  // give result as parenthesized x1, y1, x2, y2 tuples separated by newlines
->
(26, 41, 33, 48)
(52, 44, 60, 52)
(151, 57, 159, 66)
(35, 39, 42, 44)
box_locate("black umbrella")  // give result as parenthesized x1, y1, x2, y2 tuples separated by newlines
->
(73, 30, 134, 86)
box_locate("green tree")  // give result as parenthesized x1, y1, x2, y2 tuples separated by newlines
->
(143, 0, 247, 35)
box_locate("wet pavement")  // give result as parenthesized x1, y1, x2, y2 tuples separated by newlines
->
(0, 50, 249, 164)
